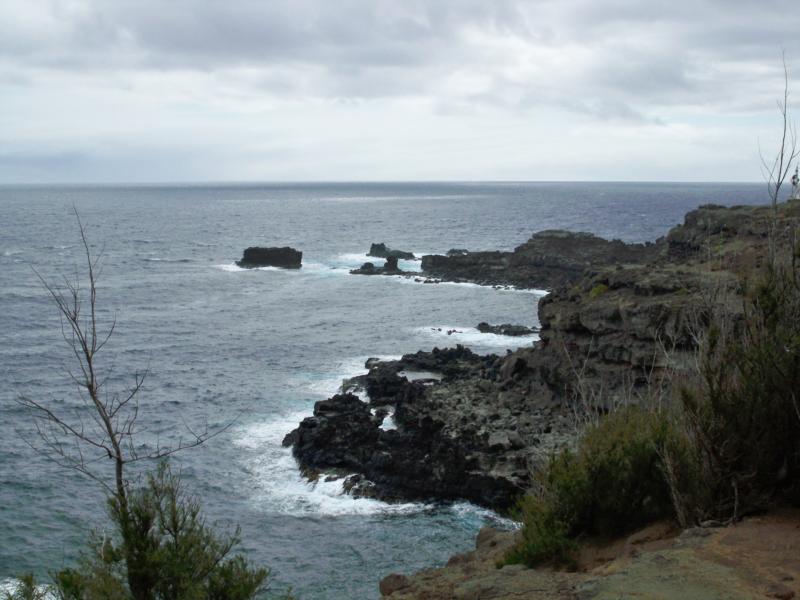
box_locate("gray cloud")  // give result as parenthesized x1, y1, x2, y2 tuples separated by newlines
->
(0, 0, 798, 182)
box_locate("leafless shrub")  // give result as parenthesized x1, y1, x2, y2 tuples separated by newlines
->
(15, 209, 231, 516)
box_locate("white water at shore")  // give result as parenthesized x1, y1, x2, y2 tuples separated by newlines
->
(415, 325, 539, 351)
(233, 415, 429, 517)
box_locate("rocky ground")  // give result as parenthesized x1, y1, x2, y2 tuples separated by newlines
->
(285, 202, 800, 510)
(379, 508, 800, 599)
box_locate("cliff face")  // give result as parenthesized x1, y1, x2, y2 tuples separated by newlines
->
(285, 201, 800, 509)
(519, 202, 797, 409)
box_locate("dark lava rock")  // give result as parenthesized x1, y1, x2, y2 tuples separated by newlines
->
(283, 345, 557, 509)
(236, 246, 302, 269)
(447, 248, 469, 256)
(350, 256, 402, 275)
(421, 230, 655, 290)
(368, 243, 416, 260)
(284, 382, 523, 508)
(476, 322, 537, 336)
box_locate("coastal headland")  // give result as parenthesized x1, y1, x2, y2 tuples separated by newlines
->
(286, 202, 798, 507)
(283, 200, 800, 598)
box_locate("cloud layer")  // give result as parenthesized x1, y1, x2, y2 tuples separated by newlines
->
(1, 0, 798, 182)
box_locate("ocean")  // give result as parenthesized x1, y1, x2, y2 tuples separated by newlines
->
(0, 182, 766, 598)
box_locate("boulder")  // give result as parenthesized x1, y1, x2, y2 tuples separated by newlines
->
(369, 243, 416, 260)
(350, 256, 402, 275)
(236, 246, 302, 269)
(476, 322, 537, 336)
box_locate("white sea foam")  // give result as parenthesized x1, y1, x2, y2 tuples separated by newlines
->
(379, 413, 397, 431)
(397, 369, 443, 381)
(397, 277, 548, 295)
(414, 326, 539, 350)
(301, 261, 351, 276)
(233, 415, 427, 517)
(215, 262, 288, 273)
(0, 578, 56, 599)
(143, 257, 192, 263)
(333, 252, 421, 271)
(299, 355, 402, 398)
(2, 249, 23, 257)
(448, 502, 520, 529)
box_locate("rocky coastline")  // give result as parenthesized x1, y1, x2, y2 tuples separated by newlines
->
(285, 202, 798, 512)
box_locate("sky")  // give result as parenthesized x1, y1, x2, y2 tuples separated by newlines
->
(1, 0, 800, 183)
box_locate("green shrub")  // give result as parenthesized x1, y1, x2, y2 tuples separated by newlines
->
(673, 258, 800, 522)
(589, 283, 609, 299)
(502, 496, 577, 569)
(504, 407, 686, 567)
(10, 463, 288, 600)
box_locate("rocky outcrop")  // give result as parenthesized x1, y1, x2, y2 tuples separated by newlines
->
(284, 346, 574, 509)
(288, 202, 800, 508)
(368, 243, 416, 260)
(350, 256, 404, 275)
(236, 246, 302, 269)
(476, 322, 537, 337)
(420, 230, 656, 290)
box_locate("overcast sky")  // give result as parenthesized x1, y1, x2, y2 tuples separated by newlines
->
(1, 0, 799, 183)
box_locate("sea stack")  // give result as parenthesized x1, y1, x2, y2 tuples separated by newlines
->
(236, 246, 302, 269)
(368, 243, 416, 260)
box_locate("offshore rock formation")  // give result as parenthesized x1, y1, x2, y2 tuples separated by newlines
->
(368, 243, 416, 260)
(350, 256, 404, 275)
(286, 202, 800, 509)
(236, 246, 302, 269)
(420, 230, 657, 290)
(476, 322, 537, 336)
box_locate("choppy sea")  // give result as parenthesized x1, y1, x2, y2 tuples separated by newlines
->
(0, 182, 766, 598)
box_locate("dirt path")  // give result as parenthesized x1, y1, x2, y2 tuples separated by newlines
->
(380, 509, 800, 600)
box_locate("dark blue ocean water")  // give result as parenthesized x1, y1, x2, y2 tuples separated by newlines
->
(0, 182, 766, 598)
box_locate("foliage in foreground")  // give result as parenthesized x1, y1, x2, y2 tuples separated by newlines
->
(7, 463, 293, 600)
(505, 240, 800, 568)
(669, 256, 800, 524)
(503, 407, 686, 568)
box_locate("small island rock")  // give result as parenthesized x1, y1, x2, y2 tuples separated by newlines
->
(236, 246, 302, 269)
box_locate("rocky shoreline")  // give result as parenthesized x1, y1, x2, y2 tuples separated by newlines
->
(278, 201, 800, 597)
(284, 203, 800, 512)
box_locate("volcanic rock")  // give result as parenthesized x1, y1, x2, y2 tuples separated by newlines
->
(476, 322, 537, 336)
(421, 230, 655, 290)
(236, 246, 302, 269)
(368, 243, 416, 260)
(350, 256, 403, 275)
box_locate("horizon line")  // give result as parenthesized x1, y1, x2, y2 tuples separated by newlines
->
(0, 179, 767, 187)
